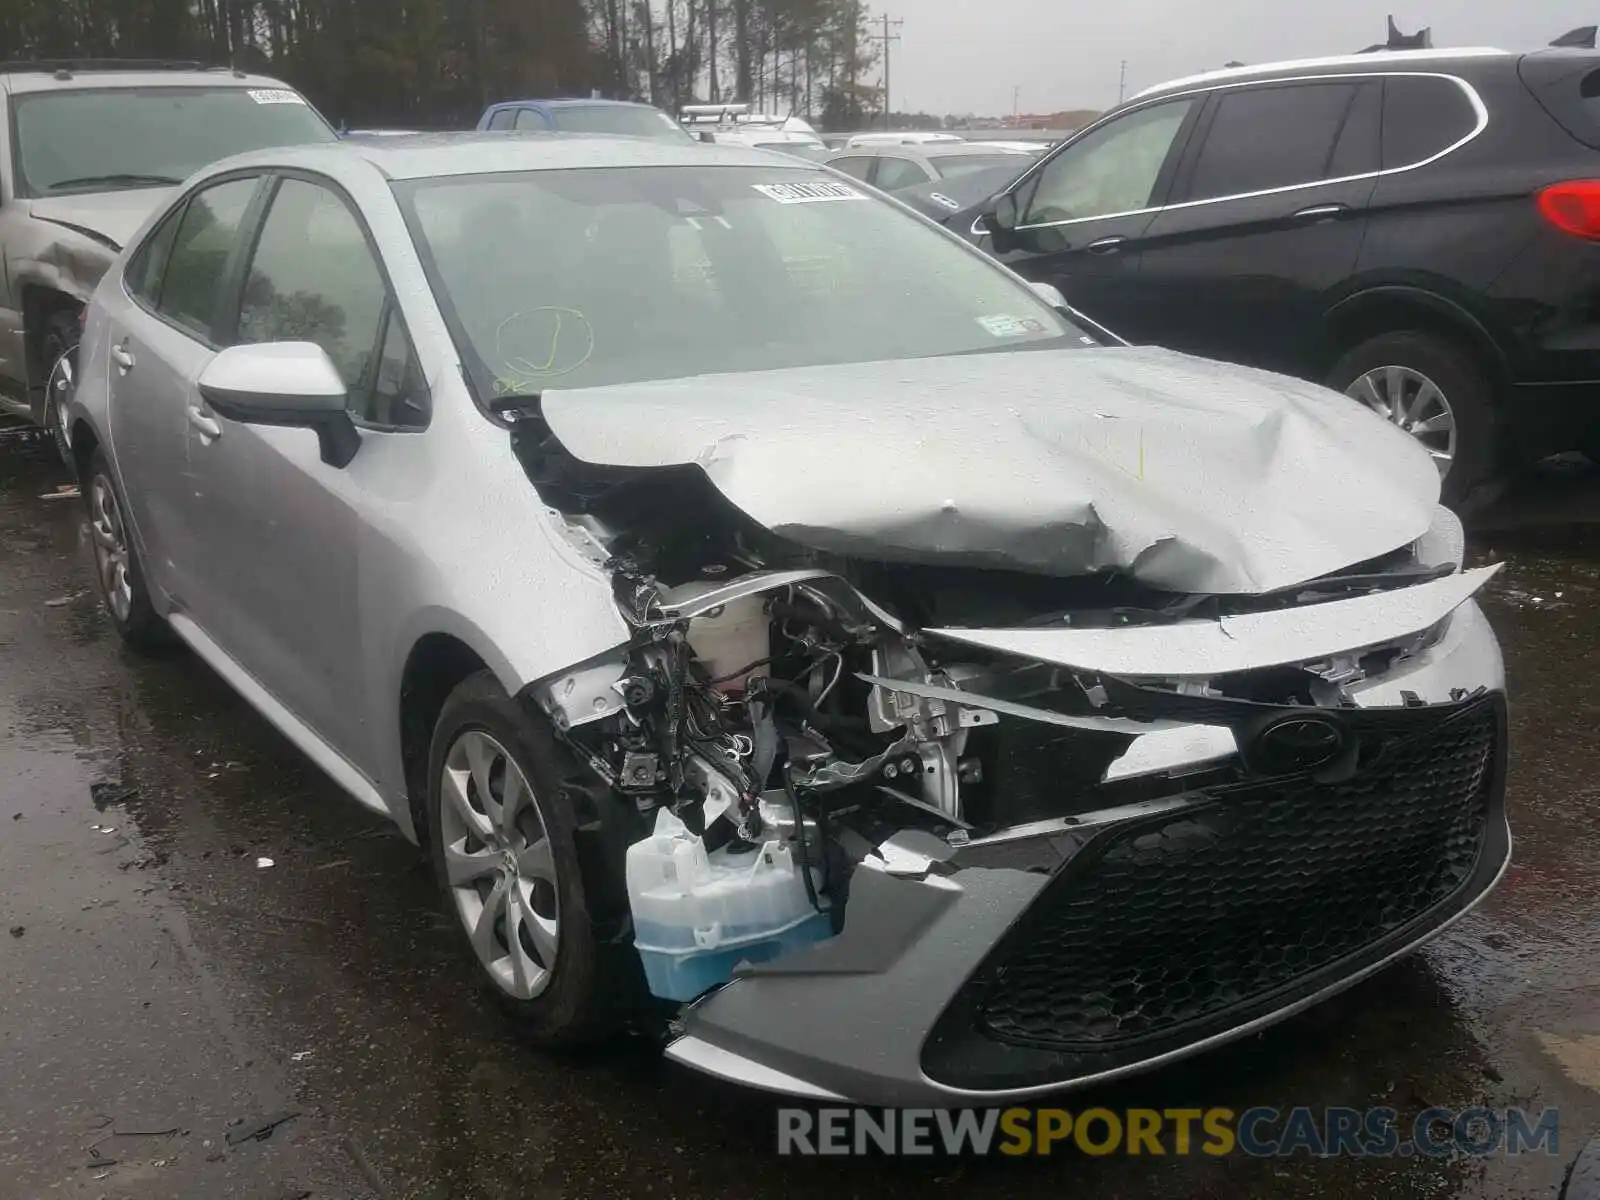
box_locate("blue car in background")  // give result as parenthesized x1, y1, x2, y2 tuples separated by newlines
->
(476, 98, 693, 141)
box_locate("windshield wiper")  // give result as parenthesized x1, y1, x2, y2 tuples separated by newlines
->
(46, 173, 184, 192)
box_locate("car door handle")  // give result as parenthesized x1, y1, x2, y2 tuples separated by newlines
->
(1086, 235, 1128, 255)
(186, 406, 222, 441)
(111, 343, 136, 372)
(1292, 203, 1349, 223)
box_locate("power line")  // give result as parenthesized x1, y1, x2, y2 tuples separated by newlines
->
(868, 13, 903, 129)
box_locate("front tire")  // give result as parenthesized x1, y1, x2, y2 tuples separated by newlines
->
(1326, 330, 1497, 506)
(40, 312, 79, 471)
(83, 449, 170, 653)
(427, 671, 639, 1045)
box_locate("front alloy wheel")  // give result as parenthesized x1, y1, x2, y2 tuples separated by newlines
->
(439, 729, 561, 1000)
(426, 671, 644, 1045)
(1345, 364, 1458, 478)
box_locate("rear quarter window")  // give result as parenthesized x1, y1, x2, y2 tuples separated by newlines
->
(1380, 75, 1478, 169)
(1518, 53, 1600, 151)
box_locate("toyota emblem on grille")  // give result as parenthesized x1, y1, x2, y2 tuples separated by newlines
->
(1246, 713, 1350, 776)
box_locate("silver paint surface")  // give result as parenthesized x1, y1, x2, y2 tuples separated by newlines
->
(542, 345, 1441, 594)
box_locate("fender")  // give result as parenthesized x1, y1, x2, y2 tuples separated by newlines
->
(7, 251, 104, 420)
(1323, 284, 1512, 377)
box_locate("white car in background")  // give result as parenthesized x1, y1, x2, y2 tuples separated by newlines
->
(845, 130, 965, 148)
(679, 104, 826, 154)
(825, 141, 1040, 193)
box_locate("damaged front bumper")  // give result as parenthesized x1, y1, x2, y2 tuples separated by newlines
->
(665, 598, 1509, 1106)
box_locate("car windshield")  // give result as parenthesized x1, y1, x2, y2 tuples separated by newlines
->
(12, 86, 336, 196)
(397, 165, 1082, 396)
(551, 105, 692, 141)
(935, 154, 1031, 178)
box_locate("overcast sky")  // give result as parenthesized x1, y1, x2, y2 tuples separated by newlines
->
(889, 1, 1598, 116)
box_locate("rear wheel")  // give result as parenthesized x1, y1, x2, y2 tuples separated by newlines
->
(1326, 330, 1497, 505)
(83, 448, 170, 653)
(427, 671, 640, 1045)
(40, 312, 79, 471)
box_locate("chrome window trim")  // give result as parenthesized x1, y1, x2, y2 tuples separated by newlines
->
(971, 71, 1488, 238)
(1130, 47, 1507, 101)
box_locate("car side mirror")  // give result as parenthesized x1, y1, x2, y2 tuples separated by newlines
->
(197, 342, 360, 468)
(981, 192, 1021, 252)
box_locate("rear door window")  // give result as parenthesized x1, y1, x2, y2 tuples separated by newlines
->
(1326, 80, 1383, 178)
(154, 176, 261, 342)
(513, 108, 552, 131)
(125, 206, 184, 306)
(485, 108, 515, 130)
(1184, 82, 1360, 201)
(1380, 75, 1477, 169)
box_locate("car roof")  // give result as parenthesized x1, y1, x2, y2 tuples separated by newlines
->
(828, 142, 1030, 162)
(0, 65, 301, 96)
(1131, 47, 1512, 100)
(488, 97, 661, 111)
(920, 143, 1036, 158)
(208, 131, 803, 181)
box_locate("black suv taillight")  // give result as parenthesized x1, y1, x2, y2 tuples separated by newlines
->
(1538, 180, 1600, 240)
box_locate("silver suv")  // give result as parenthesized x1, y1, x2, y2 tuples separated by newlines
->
(0, 59, 335, 459)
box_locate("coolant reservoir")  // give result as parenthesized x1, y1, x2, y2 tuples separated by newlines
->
(666, 581, 770, 692)
(626, 808, 833, 1002)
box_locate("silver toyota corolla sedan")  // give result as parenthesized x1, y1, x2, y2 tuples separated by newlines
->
(63, 134, 1510, 1107)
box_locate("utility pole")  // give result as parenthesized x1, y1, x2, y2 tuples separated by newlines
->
(868, 13, 903, 129)
(1118, 60, 1128, 104)
(1012, 85, 1020, 126)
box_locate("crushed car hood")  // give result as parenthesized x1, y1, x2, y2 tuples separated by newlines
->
(540, 346, 1441, 595)
(27, 188, 177, 251)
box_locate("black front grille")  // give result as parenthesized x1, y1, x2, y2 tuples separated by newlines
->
(968, 698, 1499, 1054)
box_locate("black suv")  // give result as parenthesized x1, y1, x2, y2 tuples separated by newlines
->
(944, 46, 1600, 501)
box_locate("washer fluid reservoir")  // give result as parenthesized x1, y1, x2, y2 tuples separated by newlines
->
(626, 808, 832, 1002)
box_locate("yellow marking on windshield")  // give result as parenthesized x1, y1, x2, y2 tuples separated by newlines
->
(493, 307, 596, 391)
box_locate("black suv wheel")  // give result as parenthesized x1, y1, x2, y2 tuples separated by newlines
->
(1327, 330, 1497, 505)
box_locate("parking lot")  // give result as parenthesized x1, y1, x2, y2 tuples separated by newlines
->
(0, 421, 1596, 1199)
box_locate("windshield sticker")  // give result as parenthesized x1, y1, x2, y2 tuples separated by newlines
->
(752, 181, 866, 204)
(978, 314, 1049, 338)
(248, 89, 307, 105)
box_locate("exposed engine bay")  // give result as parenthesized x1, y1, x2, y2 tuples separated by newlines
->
(506, 389, 1498, 1006)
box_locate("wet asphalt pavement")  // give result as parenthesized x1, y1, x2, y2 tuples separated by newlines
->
(2, 424, 1598, 1200)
